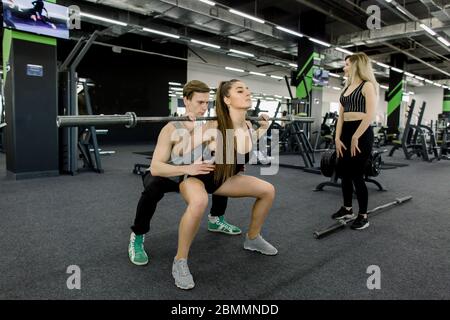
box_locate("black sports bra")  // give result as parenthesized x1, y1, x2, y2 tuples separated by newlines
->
(340, 81, 366, 113)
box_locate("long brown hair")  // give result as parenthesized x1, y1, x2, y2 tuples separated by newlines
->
(214, 79, 240, 184)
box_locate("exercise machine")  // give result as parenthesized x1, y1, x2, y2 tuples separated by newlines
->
(313, 112, 337, 151)
(388, 99, 437, 161)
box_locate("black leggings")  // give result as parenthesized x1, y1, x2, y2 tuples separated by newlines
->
(337, 120, 374, 214)
(131, 172, 228, 235)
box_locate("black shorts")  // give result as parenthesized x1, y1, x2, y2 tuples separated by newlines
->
(182, 165, 244, 194)
(182, 172, 220, 194)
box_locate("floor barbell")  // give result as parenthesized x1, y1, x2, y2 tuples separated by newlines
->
(313, 195, 412, 239)
(56, 112, 314, 128)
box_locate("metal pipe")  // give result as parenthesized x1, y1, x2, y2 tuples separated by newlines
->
(59, 36, 86, 72)
(56, 113, 314, 128)
(71, 31, 99, 71)
(382, 42, 450, 77)
(313, 196, 412, 239)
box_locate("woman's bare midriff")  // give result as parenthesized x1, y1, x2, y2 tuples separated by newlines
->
(344, 112, 366, 121)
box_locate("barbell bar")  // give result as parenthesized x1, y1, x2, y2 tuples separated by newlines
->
(313, 195, 412, 239)
(56, 112, 314, 128)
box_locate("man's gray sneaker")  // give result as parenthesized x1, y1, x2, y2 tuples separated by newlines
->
(243, 234, 278, 255)
(172, 258, 195, 290)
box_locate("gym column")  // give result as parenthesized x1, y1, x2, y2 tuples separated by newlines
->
(2, 30, 58, 179)
(294, 11, 327, 140)
(443, 88, 450, 115)
(386, 54, 406, 135)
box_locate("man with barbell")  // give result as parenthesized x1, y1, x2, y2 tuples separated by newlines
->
(128, 80, 241, 266)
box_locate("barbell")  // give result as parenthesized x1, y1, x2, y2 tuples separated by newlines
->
(313, 195, 412, 239)
(56, 112, 314, 128)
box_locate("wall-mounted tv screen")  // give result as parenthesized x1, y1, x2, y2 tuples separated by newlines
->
(313, 68, 329, 86)
(2, 0, 69, 39)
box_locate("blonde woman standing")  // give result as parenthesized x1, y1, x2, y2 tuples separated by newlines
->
(332, 52, 379, 230)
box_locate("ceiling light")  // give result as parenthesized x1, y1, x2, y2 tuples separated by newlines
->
(376, 62, 390, 69)
(289, 63, 298, 68)
(229, 49, 255, 57)
(329, 73, 341, 78)
(395, 6, 409, 16)
(420, 24, 437, 36)
(276, 26, 303, 38)
(190, 39, 220, 49)
(391, 67, 403, 73)
(229, 9, 265, 24)
(249, 71, 266, 77)
(143, 28, 180, 39)
(168, 82, 182, 86)
(225, 67, 245, 73)
(270, 75, 284, 79)
(309, 37, 331, 47)
(198, 0, 216, 5)
(80, 12, 128, 26)
(380, 85, 389, 90)
(437, 37, 450, 46)
(332, 87, 342, 91)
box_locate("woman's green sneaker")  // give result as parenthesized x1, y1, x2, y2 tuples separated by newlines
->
(207, 215, 242, 235)
(128, 232, 149, 265)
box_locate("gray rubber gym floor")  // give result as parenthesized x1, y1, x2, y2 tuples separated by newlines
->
(0, 145, 449, 300)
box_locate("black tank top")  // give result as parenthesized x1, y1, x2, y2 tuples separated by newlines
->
(340, 81, 366, 113)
